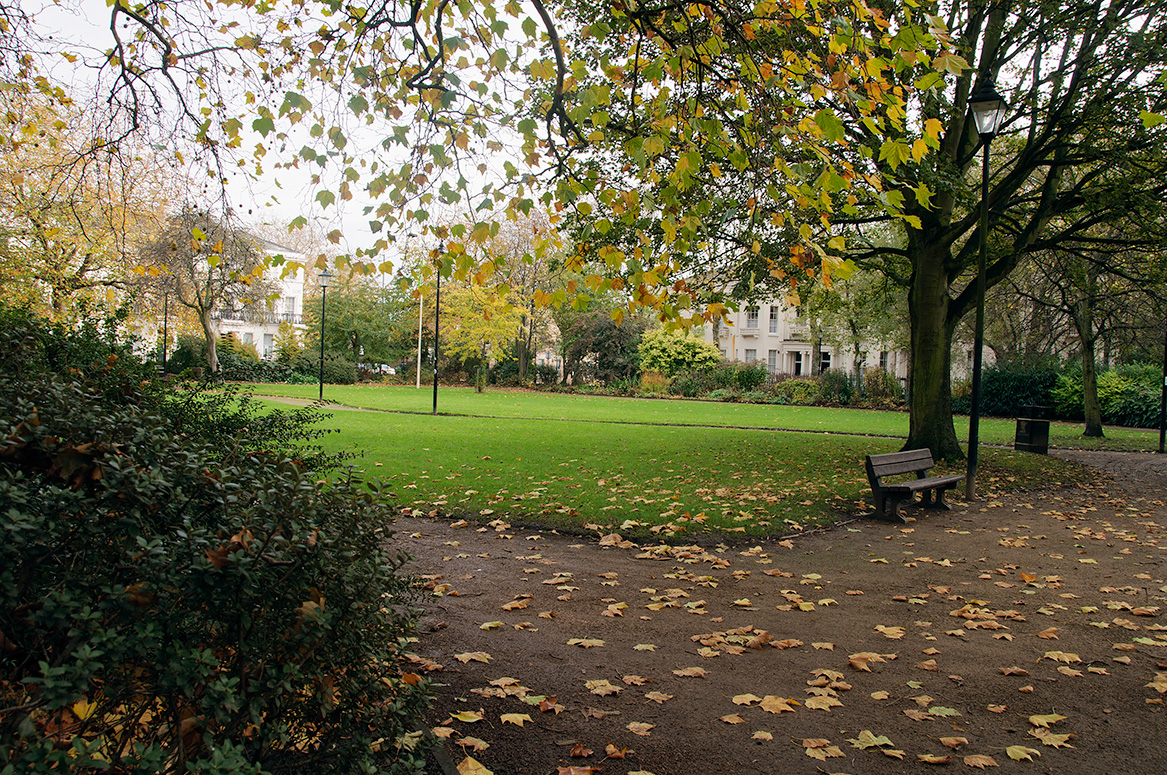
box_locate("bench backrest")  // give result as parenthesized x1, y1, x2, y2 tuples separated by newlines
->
(865, 449, 935, 483)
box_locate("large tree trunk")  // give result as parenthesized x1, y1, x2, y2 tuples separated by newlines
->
(200, 312, 219, 373)
(905, 252, 964, 460)
(1075, 299, 1104, 437)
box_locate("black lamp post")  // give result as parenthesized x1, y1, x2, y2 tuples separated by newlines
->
(161, 291, 169, 373)
(432, 243, 443, 416)
(318, 268, 334, 401)
(965, 77, 1008, 500)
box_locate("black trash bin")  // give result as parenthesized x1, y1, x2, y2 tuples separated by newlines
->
(1015, 405, 1051, 454)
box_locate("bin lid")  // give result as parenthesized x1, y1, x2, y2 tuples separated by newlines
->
(1018, 404, 1052, 419)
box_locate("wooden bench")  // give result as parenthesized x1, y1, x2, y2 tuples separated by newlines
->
(864, 449, 965, 522)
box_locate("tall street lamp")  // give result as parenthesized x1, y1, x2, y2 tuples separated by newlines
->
(317, 268, 334, 401)
(965, 77, 1009, 500)
(432, 243, 443, 416)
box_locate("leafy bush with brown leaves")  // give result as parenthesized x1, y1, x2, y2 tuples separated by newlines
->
(0, 310, 429, 774)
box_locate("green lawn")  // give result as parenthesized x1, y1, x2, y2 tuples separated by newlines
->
(247, 382, 1161, 451)
(258, 385, 1100, 538)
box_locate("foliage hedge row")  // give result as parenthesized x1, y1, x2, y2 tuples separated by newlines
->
(167, 335, 358, 385)
(0, 308, 429, 774)
(953, 362, 1161, 428)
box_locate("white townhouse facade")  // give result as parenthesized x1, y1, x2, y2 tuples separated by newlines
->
(211, 239, 309, 359)
(704, 300, 910, 382)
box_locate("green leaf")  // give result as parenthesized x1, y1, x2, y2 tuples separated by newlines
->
(316, 190, 336, 209)
(252, 116, 275, 137)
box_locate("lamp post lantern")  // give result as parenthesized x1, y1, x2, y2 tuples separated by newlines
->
(317, 268, 334, 401)
(965, 77, 1008, 500)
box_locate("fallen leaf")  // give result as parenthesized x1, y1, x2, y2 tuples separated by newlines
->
(964, 754, 998, 768)
(804, 695, 843, 711)
(567, 638, 605, 649)
(871, 690, 891, 700)
(1006, 745, 1041, 761)
(454, 652, 492, 664)
(672, 667, 706, 678)
(633, 643, 657, 651)
(569, 742, 593, 758)
(876, 625, 906, 639)
(759, 695, 798, 713)
(644, 691, 673, 703)
(733, 693, 762, 706)
(457, 737, 489, 752)
(585, 679, 621, 696)
(556, 768, 600, 775)
(848, 730, 893, 749)
(939, 736, 968, 749)
(720, 713, 745, 724)
(604, 743, 631, 759)
(999, 666, 1029, 676)
(918, 753, 951, 764)
(500, 713, 531, 727)
(626, 721, 654, 736)
(1042, 651, 1081, 664)
(458, 755, 494, 775)
(451, 710, 484, 723)
(479, 621, 503, 630)
(1036, 627, 1058, 639)
(752, 731, 773, 741)
(1028, 713, 1066, 729)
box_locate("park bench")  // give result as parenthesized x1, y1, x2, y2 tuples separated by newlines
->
(864, 449, 965, 522)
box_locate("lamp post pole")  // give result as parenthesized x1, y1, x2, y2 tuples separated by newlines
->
(317, 269, 334, 402)
(161, 291, 169, 373)
(416, 293, 424, 389)
(432, 244, 442, 416)
(965, 78, 1008, 501)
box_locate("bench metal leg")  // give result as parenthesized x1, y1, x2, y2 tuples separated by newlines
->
(921, 488, 952, 511)
(883, 495, 911, 523)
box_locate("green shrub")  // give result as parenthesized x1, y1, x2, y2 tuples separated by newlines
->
(862, 368, 903, 402)
(772, 377, 819, 405)
(292, 351, 358, 385)
(669, 372, 703, 398)
(166, 334, 209, 374)
(732, 362, 769, 392)
(637, 329, 722, 377)
(706, 388, 741, 402)
(817, 368, 855, 405)
(0, 316, 430, 774)
(976, 363, 1059, 417)
(533, 363, 559, 385)
(741, 390, 781, 404)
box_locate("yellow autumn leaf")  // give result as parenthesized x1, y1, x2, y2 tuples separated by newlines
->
(500, 713, 531, 727)
(456, 755, 493, 775)
(451, 710, 484, 723)
(1006, 745, 1040, 761)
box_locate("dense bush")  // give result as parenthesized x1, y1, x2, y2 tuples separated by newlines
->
(772, 377, 820, 405)
(165, 334, 209, 375)
(0, 313, 430, 774)
(1053, 365, 1161, 428)
(817, 368, 855, 405)
(637, 329, 722, 377)
(862, 368, 904, 402)
(292, 351, 358, 385)
(533, 363, 559, 385)
(982, 363, 1059, 417)
(669, 371, 703, 398)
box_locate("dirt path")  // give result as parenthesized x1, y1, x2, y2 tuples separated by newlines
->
(395, 451, 1167, 775)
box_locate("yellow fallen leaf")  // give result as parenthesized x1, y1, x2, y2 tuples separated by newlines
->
(479, 621, 503, 630)
(1006, 745, 1041, 761)
(1028, 713, 1066, 728)
(626, 721, 654, 736)
(964, 753, 998, 768)
(672, 667, 706, 678)
(759, 695, 798, 713)
(644, 691, 672, 703)
(451, 710, 484, 723)
(458, 737, 489, 752)
(939, 736, 968, 748)
(804, 695, 843, 711)
(918, 753, 951, 764)
(719, 713, 745, 724)
(500, 713, 531, 727)
(752, 730, 773, 741)
(1042, 650, 1081, 664)
(454, 652, 492, 664)
(457, 755, 493, 775)
(733, 693, 762, 705)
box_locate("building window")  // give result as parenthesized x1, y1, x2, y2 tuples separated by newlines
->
(820, 351, 832, 373)
(769, 306, 778, 333)
(284, 296, 295, 315)
(241, 332, 253, 345)
(744, 348, 757, 363)
(793, 352, 803, 376)
(719, 348, 726, 358)
(879, 351, 888, 370)
(767, 349, 777, 374)
(746, 307, 759, 329)
(263, 333, 273, 358)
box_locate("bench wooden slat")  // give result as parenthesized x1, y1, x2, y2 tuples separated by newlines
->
(864, 449, 965, 522)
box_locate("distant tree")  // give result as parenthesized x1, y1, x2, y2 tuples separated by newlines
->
(440, 285, 524, 379)
(303, 271, 417, 371)
(136, 208, 274, 373)
(0, 91, 170, 318)
(805, 271, 907, 391)
(556, 300, 647, 386)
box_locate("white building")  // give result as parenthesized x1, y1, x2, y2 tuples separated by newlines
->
(705, 300, 910, 382)
(212, 239, 309, 359)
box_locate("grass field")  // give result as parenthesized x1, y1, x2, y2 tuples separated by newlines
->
(249, 384, 1113, 538)
(247, 382, 1161, 451)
